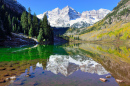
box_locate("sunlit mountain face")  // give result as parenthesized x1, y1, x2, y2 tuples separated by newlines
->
(37, 6, 110, 28)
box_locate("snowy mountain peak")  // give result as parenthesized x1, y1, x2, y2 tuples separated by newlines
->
(52, 7, 61, 12)
(37, 6, 110, 28)
(63, 5, 75, 11)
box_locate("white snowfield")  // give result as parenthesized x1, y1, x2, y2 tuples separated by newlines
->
(37, 6, 110, 28)
(36, 55, 109, 76)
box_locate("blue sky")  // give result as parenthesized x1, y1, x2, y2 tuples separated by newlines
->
(17, 0, 120, 15)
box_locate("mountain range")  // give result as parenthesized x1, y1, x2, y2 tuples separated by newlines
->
(37, 6, 110, 28)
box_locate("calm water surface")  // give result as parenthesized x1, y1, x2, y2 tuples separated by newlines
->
(0, 43, 130, 86)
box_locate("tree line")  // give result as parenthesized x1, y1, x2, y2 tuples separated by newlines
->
(0, 4, 54, 43)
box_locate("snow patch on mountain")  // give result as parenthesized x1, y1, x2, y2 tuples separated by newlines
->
(37, 6, 110, 28)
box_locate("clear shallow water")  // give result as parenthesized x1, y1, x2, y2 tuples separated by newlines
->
(0, 43, 130, 86)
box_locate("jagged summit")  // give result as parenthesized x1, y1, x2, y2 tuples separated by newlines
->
(37, 6, 110, 28)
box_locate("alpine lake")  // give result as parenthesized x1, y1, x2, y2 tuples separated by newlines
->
(0, 43, 130, 86)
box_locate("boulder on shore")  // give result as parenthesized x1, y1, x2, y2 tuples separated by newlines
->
(116, 79, 124, 83)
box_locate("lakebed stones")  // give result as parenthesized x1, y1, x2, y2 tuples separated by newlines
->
(100, 78, 107, 82)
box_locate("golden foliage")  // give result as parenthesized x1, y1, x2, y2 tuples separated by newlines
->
(80, 21, 130, 41)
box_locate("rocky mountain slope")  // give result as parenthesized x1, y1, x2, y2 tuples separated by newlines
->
(79, 0, 130, 41)
(37, 6, 110, 28)
(1, 0, 26, 14)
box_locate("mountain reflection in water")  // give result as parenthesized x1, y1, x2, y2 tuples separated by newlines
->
(0, 43, 130, 86)
(9, 54, 117, 86)
(46, 55, 108, 76)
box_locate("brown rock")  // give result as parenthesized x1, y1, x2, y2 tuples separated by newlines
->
(11, 68, 15, 70)
(106, 75, 111, 78)
(9, 76, 16, 80)
(0, 79, 6, 83)
(4, 73, 10, 77)
(0, 68, 6, 70)
(100, 78, 107, 82)
(116, 79, 124, 83)
(5, 78, 9, 81)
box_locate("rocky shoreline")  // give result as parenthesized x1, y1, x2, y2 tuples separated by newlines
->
(0, 33, 69, 47)
(0, 33, 38, 47)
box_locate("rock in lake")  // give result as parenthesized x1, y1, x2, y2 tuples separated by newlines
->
(25, 74, 31, 77)
(106, 75, 111, 78)
(100, 78, 107, 82)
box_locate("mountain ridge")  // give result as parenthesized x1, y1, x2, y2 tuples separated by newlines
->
(37, 6, 110, 28)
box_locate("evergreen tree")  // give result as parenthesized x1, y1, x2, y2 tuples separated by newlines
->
(0, 22, 5, 39)
(12, 17, 15, 29)
(39, 20, 43, 28)
(15, 24, 17, 32)
(48, 23, 54, 42)
(4, 12, 11, 35)
(29, 25, 33, 37)
(37, 28, 44, 42)
(33, 13, 38, 36)
(0, 5, 11, 36)
(28, 7, 31, 29)
(1, 5, 5, 21)
(17, 26, 20, 33)
(21, 11, 28, 35)
(49, 28, 54, 42)
(12, 17, 18, 32)
(43, 14, 49, 41)
(42, 14, 54, 42)
(12, 25, 15, 32)
(8, 14, 11, 30)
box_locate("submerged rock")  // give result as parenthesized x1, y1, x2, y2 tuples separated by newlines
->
(100, 78, 107, 82)
(106, 75, 111, 78)
(25, 74, 31, 77)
